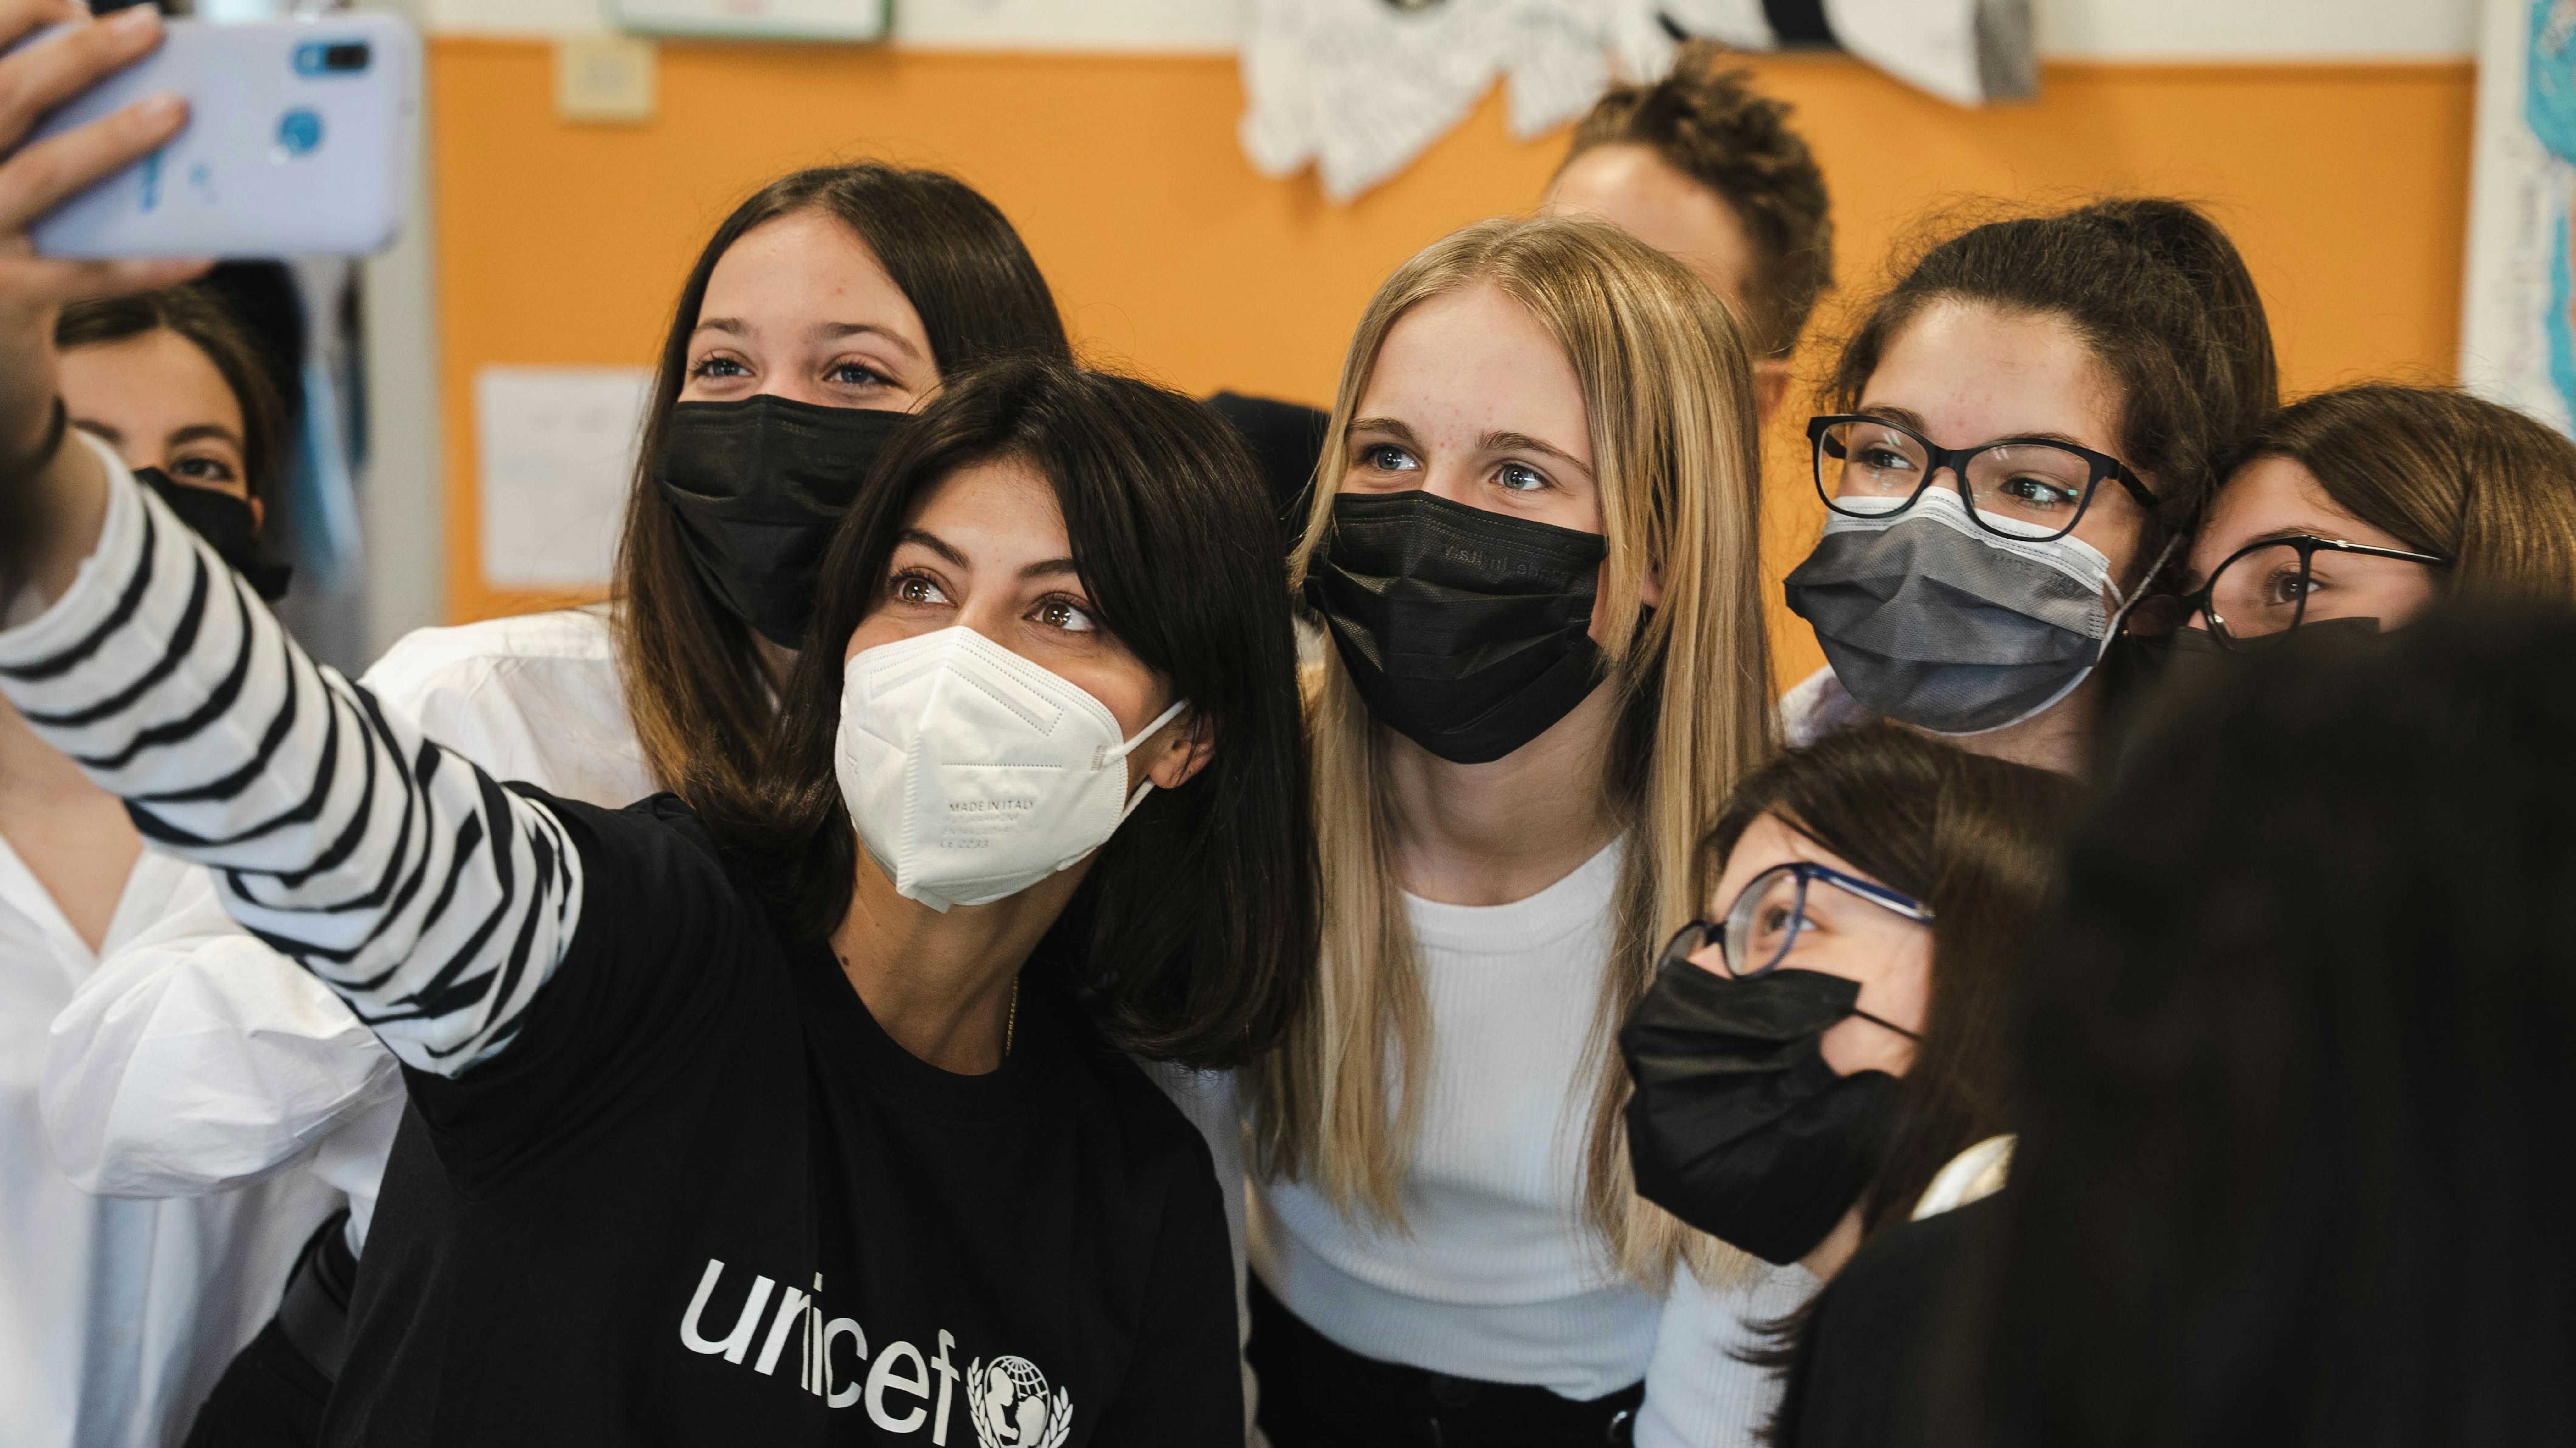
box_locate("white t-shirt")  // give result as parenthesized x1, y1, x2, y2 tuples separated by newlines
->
(2, 826, 348, 1448)
(42, 608, 647, 1263)
(1250, 843, 1817, 1447)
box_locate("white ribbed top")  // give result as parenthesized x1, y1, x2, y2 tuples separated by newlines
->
(1251, 843, 1816, 1444)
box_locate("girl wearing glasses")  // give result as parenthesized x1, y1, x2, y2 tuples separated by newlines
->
(1780, 198, 2279, 775)
(2143, 384, 2576, 649)
(1622, 722, 2076, 1281)
(1618, 723, 2077, 1441)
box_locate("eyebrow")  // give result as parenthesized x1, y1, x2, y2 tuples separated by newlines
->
(692, 317, 923, 360)
(1349, 417, 1593, 474)
(896, 528, 1081, 583)
(70, 416, 124, 445)
(167, 423, 243, 451)
(1482, 429, 1592, 475)
(1855, 406, 2095, 452)
(896, 528, 967, 568)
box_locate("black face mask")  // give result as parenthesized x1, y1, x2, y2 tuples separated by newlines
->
(1619, 962, 1902, 1266)
(1303, 490, 1608, 764)
(140, 467, 291, 601)
(653, 395, 910, 648)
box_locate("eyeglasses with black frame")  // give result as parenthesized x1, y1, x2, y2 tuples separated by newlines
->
(2127, 533, 2451, 650)
(1809, 414, 2160, 543)
(1656, 860, 1934, 1040)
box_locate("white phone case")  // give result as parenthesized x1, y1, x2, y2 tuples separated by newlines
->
(28, 15, 419, 258)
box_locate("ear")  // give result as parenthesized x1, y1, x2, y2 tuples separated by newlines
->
(248, 496, 265, 530)
(1752, 359, 1791, 423)
(1144, 706, 1217, 792)
(1640, 561, 1664, 610)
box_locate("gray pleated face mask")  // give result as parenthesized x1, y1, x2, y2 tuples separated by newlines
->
(1784, 489, 2156, 736)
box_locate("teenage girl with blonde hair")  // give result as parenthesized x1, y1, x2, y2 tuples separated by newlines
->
(1246, 214, 1780, 1446)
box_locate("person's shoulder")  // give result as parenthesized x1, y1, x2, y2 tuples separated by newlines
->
(360, 606, 618, 698)
(1042, 1017, 1221, 1187)
(1781, 1195, 2005, 1448)
(1779, 664, 1873, 749)
(527, 787, 722, 863)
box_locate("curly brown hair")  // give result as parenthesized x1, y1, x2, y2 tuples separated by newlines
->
(1560, 41, 1833, 358)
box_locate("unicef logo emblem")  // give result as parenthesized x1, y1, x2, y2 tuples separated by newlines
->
(967, 1355, 1070, 1448)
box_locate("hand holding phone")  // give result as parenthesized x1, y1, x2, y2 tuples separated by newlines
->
(25, 13, 419, 258)
(0, 0, 198, 602)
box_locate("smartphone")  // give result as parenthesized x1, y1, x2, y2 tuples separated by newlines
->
(26, 14, 419, 258)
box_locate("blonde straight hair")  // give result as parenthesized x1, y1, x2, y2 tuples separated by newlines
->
(1248, 216, 1774, 1284)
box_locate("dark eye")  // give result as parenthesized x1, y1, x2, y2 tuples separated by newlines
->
(691, 355, 751, 380)
(2260, 567, 2317, 606)
(1034, 597, 1096, 633)
(1855, 444, 1914, 473)
(1997, 474, 2081, 510)
(891, 572, 949, 607)
(169, 455, 238, 484)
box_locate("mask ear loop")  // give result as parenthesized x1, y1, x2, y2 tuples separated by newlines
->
(1928, 529, 2185, 740)
(1101, 698, 1194, 823)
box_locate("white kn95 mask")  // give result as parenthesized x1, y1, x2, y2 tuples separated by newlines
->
(835, 626, 1189, 912)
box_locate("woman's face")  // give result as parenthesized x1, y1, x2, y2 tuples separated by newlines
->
(1688, 812, 1932, 1078)
(2186, 456, 2442, 636)
(1343, 282, 1603, 534)
(844, 460, 1206, 794)
(60, 328, 255, 509)
(1341, 281, 1657, 621)
(682, 210, 938, 412)
(1857, 299, 2146, 582)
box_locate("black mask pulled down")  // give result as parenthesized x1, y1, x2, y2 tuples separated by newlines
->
(1303, 490, 1608, 764)
(653, 395, 909, 648)
(1619, 962, 1901, 1266)
(139, 467, 291, 601)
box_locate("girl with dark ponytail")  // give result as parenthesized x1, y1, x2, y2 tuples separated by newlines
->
(1780, 197, 2279, 774)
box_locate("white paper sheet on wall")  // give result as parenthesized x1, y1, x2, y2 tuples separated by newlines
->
(475, 364, 654, 589)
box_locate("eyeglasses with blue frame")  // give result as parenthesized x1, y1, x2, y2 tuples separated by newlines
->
(1656, 860, 1935, 1038)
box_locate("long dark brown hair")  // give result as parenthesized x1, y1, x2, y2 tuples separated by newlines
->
(704, 355, 1316, 1068)
(615, 164, 1072, 808)
(1831, 197, 2280, 588)
(2234, 383, 2576, 607)
(1696, 721, 2081, 1245)
(1960, 608, 2576, 1447)
(57, 285, 287, 499)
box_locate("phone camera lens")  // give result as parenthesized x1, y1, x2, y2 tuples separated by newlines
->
(277, 108, 325, 157)
(296, 40, 373, 75)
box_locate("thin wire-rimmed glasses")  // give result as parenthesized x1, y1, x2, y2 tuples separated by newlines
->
(1809, 414, 2160, 543)
(2127, 534, 2451, 650)
(1656, 861, 1933, 1038)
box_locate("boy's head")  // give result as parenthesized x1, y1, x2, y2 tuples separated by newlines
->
(1544, 42, 1833, 415)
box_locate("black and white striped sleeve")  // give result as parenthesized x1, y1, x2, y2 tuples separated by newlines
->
(0, 436, 583, 1077)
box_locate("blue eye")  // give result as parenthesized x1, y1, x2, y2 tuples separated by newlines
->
(692, 356, 750, 379)
(1359, 444, 1418, 473)
(1498, 462, 1546, 493)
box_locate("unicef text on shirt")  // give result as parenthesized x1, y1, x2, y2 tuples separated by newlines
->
(679, 1257, 1074, 1444)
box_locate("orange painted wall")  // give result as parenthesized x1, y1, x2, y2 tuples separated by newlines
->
(431, 40, 2475, 684)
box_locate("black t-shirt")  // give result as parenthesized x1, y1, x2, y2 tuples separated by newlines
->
(1775, 1193, 2007, 1448)
(1205, 392, 1329, 537)
(325, 793, 1240, 1446)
